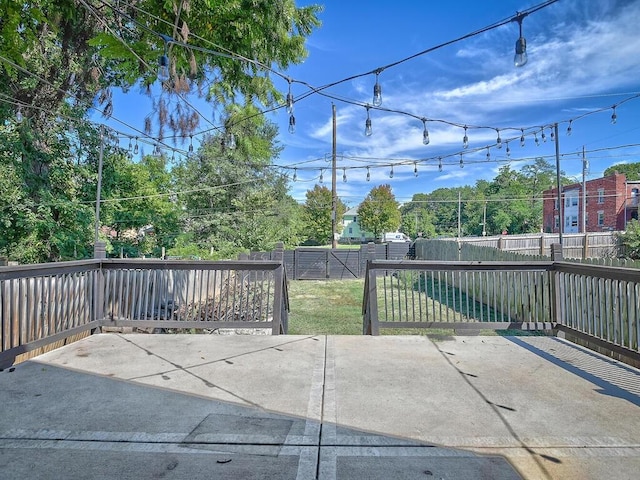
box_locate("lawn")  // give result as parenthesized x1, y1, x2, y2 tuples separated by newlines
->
(286, 278, 546, 337)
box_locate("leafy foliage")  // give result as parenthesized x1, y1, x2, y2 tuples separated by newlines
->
(604, 162, 640, 181)
(357, 184, 401, 240)
(617, 219, 640, 259)
(302, 185, 346, 245)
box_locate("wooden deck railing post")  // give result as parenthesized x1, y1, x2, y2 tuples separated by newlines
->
(551, 243, 564, 327)
(93, 242, 106, 332)
(271, 242, 286, 334)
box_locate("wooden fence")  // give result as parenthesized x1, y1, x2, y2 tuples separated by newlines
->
(0, 251, 289, 368)
(416, 232, 619, 260)
(250, 242, 411, 280)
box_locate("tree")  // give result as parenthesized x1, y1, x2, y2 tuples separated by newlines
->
(617, 219, 640, 259)
(357, 184, 401, 240)
(173, 104, 300, 257)
(302, 185, 346, 245)
(604, 162, 640, 181)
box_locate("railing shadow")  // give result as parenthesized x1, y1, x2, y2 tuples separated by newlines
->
(507, 336, 640, 407)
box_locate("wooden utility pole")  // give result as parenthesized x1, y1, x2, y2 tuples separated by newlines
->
(331, 104, 337, 249)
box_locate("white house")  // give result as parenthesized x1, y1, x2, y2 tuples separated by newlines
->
(338, 207, 374, 243)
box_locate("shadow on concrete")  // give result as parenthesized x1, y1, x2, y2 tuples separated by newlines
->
(507, 336, 640, 407)
(0, 358, 523, 479)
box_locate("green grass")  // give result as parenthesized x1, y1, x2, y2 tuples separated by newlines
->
(287, 278, 549, 337)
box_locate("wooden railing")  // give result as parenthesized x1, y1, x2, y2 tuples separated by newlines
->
(362, 258, 640, 363)
(0, 253, 288, 368)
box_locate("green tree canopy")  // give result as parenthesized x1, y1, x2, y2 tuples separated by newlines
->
(302, 185, 346, 245)
(604, 162, 640, 181)
(357, 184, 401, 240)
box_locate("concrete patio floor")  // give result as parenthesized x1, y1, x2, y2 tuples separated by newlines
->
(1, 333, 639, 479)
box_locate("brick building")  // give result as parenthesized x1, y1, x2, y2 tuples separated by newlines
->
(542, 173, 640, 233)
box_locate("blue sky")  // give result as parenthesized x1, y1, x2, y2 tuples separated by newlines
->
(108, 0, 640, 208)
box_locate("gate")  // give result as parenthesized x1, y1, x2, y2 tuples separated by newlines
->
(295, 249, 361, 280)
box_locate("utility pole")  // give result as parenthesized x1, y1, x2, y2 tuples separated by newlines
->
(457, 190, 462, 238)
(554, 123, 563, 246)
(331, 104, 337, 249)
(582, 146, 587, 233)
(482, 201, 487, 236)
(94, 125, 104, 244)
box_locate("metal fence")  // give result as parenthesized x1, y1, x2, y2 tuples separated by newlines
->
(0, 254, 288, 368)
(362, 259, 640, 360)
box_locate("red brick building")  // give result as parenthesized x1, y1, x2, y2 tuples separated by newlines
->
(542, 173, 640, 233)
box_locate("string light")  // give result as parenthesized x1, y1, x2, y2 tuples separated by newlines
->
(496, 129, 502, 149)
(506, 141, 511, 158)
(438, 157, 442, 172)
(364, 105, 372, 136)
(414, 162, 418, 177)
(534, 132, 540, 146)
(422, 118, 430, 145)
(389, 165, 394, 178)
(566, 120, 573, 136)
(514, 14, 528, 67)
(133, 137, 139, 154)
(372, 69, 382, 107)
(486, 146, 491, 161)
(611, 106, 617, 124)
(550, 129, 555, 142)
(459, 154, 464, 168)
(188, 135, 194, 156)
(462, 125, 469, 149)
(520, 128, 525, 147)
(288, 114, 296, 134)
(366, 167, 371, 181)
(286, 79, 294, 115)
(158, 34, 171, 83)
(541, 128, 547, 143)
(319, 169, 324, 183)
(343, 167, 347, 182)
(293, 167, 297, 182)
(128, 137, 133, 151)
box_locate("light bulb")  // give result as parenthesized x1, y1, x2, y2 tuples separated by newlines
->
(389, 165, 394, 178)
(422, 119, 430, 145)
(128, 138, 133, 151)
(293, 168, 297, 182)
(227, 133, 236, 149)
(373, 79, 382, 107)
(365, 117, 372, 137)
(343, 168, 347, 183)
(188, 136, 194, 156)
(462, 126, 469, 149)
(133, 138, 139, 154)
(506, 142, 511, 158)
(319, 170, 324, 183)
(286, 80, 294, 115)
(288, 114, 296, 134)
(459, 154, 464, 169)
(514, 38, 527, 67)
(486, 147, 491, 161)
(438, 157, 442, 172)
(158, 54, 170, 82)
(611, 107, 617, 124)
(496, 129, 502, 149)
(541, 130, 547, 143)
(16, 107, 23, 122)
(414, 162, 418, 177)
(514, 17, 527, 67)
(366, 167, 371, 182)
(550, 130, 555, 142)
(520, 129, 525, 147)
(534, 133, 540, 146)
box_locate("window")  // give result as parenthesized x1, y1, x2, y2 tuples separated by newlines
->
(598, 188, 605, 204)
(554, 215, 559, 228)
(348, 227, 352, 234)
(597, 211, 605, 226)
(565, 194, 578, 208)
(353, 216, 357, 223)
(571, 216, 578, 227)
